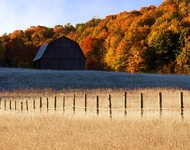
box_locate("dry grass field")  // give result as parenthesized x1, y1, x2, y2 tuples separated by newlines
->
(1, 68, 190, 149)
(1, 88, 190, 150)
(0, 112, 190, 150)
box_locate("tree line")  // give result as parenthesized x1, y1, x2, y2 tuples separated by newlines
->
(0, 0, 190, 73)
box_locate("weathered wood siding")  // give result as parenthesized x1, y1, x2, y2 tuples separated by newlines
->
(40, 58, 85, 70)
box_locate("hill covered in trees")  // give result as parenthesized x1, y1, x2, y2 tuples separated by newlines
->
(0, 0, 190, 74)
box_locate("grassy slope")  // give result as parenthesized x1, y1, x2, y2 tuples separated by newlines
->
(0, 68, 190, 90)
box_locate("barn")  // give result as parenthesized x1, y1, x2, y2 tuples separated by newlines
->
(33, 36, 85, 70)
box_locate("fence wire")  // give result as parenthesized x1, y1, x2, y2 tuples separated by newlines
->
(1, 91, 190, 118)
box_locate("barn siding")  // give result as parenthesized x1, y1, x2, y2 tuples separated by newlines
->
(40, 58, 85, 70)
(44, 46, 84, 59)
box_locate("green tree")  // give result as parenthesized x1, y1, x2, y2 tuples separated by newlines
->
(147, 29, 180, 72)
(176, 39, 190, 73)
(141, 45, 157, 72)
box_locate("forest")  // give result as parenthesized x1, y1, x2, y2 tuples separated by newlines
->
(0, 0, 190, 74)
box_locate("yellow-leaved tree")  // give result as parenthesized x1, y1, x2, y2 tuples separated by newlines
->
(127, 42, 144, 73)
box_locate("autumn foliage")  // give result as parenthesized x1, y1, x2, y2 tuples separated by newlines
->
(0, 0, 190, 73)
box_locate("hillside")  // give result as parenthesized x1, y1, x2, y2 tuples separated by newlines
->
(0, 68, 190, 91)
(0, 0, 190, 73)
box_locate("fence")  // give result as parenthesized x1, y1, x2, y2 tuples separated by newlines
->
(0, 92, 189, 119)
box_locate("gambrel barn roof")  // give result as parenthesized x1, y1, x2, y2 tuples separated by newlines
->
(33, 43, 48, 61)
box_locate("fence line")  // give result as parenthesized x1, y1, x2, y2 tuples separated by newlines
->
(0, 92, 189, 119)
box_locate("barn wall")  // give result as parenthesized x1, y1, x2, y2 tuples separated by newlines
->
(34, 60, 41, 69)
(43, 46, 84, 59)
(41, 58, 85, 70)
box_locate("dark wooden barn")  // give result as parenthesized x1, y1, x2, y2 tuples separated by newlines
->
(33, 36, 85, 70)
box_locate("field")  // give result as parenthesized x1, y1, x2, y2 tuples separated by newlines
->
(1, 67, 190, 90)
(1, 113, 190, 150)
(1, 68, 190, 149)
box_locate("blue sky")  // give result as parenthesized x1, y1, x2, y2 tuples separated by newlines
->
(0, 0, 163, 35)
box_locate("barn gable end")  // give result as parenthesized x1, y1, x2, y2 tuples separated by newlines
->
(33, 36, 85, 70)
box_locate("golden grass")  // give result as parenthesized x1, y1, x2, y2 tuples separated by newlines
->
(1, 88, 190, 149)
(0, 113, 190, 150)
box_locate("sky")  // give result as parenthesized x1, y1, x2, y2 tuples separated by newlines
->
(0, 0, 163, 36)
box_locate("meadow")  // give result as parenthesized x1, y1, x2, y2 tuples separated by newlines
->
(1, 113, 190, 150)
(1, 68, 190, 149)
(1, 67, 190, 90)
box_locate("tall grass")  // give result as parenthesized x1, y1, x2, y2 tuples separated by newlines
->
(0, 113, 190, 150)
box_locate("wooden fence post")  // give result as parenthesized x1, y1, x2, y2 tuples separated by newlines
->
(180, 92, 184, 120)
(108, 95, 112, 118)
(33, 99, 35, 111)
(47, 97, 49, 113)
(73, 94, 75, 114)
(158, 92, 162, 118)
(4, 99, 6, 111)
(63, 96, 65, 113)
(54, 96, 57, 111)
(140, 93, 143, 117)
(9, 100, 11, 110)
(40, 97, 42, 112)
(96, 95, 99, 116)
(26, 100, 28, 112)
(124, 92, 127, 117)
(84, 94, 87, 114)
(21, 101, 23, 112)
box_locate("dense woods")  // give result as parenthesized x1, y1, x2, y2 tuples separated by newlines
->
(0, 0, 190, 73)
